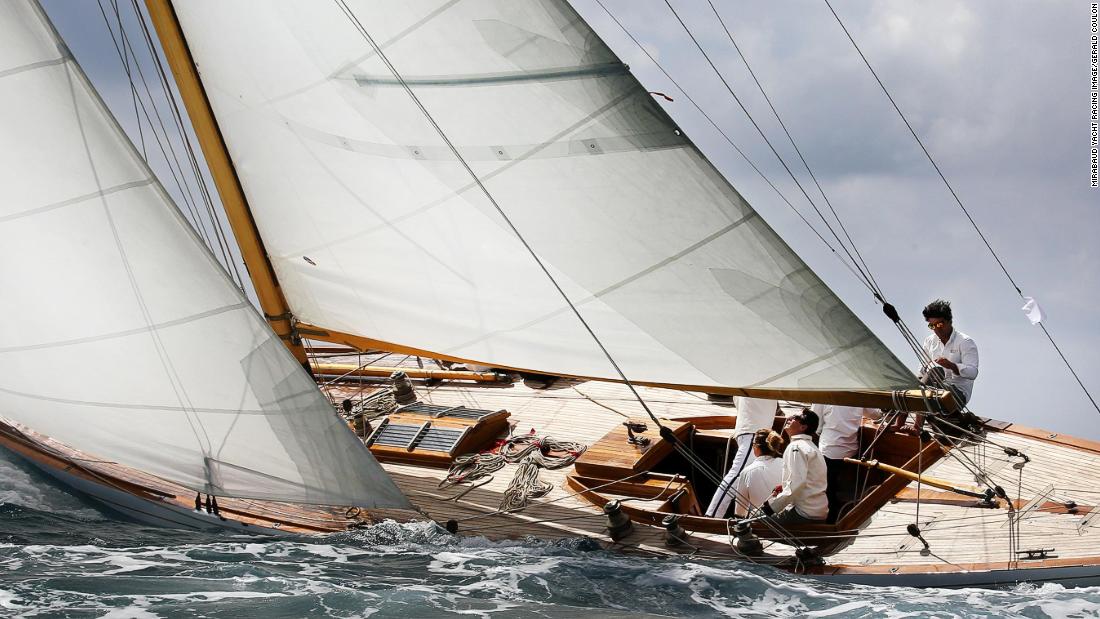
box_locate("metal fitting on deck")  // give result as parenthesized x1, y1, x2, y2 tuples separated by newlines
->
(732, 519, 763, 556)
(389, 370, 417, 405)
(603, 500, 633, 541)
(662, 514, 687, 547)
(623, 422, 650, 447)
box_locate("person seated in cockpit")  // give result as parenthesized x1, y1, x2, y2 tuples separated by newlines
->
(730, 429, 784, 518)
(760, 409, 828, 525)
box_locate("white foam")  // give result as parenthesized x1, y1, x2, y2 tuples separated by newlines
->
(150, 591, 286, 602)
(98, 606, 162, 619)
(0, 589, 26, 610)
(0, 455, 99, 517)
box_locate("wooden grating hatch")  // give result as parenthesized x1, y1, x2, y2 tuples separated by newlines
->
(397, 402, 506, 422)
(366, 420, 469, 453)
(365, 403, 511, 467)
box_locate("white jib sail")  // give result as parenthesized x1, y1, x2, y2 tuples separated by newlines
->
(172, 1, 915, 392)
(0, 0, 409, 509)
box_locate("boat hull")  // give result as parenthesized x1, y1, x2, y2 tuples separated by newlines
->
(810, 563, 1100, 588)
(8, 447, 285, 535)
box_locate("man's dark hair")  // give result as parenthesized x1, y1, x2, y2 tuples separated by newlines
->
(798, 408, 820, 436)
(922, 299, 953, 322)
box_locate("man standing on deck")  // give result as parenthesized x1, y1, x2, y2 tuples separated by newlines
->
(705, 397, 778, 518)
(813, 403, 879, 522)
(760, 409, 828, 525)
(894, 299, 979, 432)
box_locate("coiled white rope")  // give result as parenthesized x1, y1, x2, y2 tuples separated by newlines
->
(497, 433, 588, 510)
(499, 433, 587, 469)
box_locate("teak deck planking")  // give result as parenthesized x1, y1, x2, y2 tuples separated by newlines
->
(324, 353, 1100, 575)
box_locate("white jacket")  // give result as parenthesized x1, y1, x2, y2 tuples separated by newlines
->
(732, 455, 783, 517)
(923, 329, 979, 403)
(769, 434, 828, 520)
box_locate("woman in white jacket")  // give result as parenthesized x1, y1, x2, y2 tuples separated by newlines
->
(731, 429, 785, 517)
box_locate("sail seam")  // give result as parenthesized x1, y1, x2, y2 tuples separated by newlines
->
(0, 301, 249, 353)
(439, 213, 758, 357)
(0, 179, 154, 225)
(0, 55, 68, 80)
(273, 88, 640, 259)
(284, 120, 681, 162)
(746, 334, 877, 388)
(0, 382, 317, 415)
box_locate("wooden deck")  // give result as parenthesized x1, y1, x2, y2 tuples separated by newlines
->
(7, 346, 1100, 583)
(322, 353, 1100, 579)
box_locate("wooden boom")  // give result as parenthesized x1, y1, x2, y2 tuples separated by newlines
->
(295, 323, 958, 412)
(310, 363, 508, 383)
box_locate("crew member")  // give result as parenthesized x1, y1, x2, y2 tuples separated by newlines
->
(730, 429, 785, 517)
(761, 409, 828, 524)
(815, 404, 879, 522)
(705, 397, 778, 518)
(894, 299, 979, 432)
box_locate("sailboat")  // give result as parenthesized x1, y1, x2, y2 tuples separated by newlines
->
(0, 0, 416, 534)
(2, 0, 1098, 588)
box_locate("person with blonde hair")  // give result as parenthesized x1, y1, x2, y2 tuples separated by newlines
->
(705, 397, 778, 518)
(729, 429, 785, 517)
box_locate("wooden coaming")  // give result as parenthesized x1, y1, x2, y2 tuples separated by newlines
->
(572, 418, 692, 479)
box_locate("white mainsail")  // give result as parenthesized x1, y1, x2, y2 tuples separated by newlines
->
(171, 1, 915, 392)
(0, 0, 409, 509)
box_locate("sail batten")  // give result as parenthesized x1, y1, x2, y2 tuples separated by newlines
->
(171, 0, 915, 393)
(0, 0, 408, 509)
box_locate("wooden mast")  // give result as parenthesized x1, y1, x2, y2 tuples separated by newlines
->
(143, 0, 308, 365)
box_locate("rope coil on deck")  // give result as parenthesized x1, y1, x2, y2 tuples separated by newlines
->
(440, 453, 506, 489)
(497, 433, 588, 511)
(499, 433, 588, 469)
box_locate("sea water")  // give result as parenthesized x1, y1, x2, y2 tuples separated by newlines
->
(2, 452, 1099, 618)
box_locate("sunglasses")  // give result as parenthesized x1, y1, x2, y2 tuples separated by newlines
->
(927, 321, 947, 329)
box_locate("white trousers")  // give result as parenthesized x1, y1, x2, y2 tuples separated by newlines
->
(705, 433, 756, 518)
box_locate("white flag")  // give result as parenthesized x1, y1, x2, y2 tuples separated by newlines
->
(1022, 296, 1045, 325)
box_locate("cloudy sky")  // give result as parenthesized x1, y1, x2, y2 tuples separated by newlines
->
(42, 1, 1099, 438)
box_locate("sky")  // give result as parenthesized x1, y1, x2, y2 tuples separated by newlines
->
(41, 1, 1100, 438)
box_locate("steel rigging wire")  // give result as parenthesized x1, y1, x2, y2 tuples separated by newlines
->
(823, 0, 1099, 416)
(330, 0, 819, 551)
(659, 0, 942, 374)
(590, 0, 879, 299)
(98, 0, 247, 291)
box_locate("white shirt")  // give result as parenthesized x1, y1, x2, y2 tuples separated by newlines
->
(816, 405, 879, 460)
(732, 455, 783, 517)
(923, 329, 979, 403)
(769, 434, 828, 520)
(733, 397, 778, 437)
